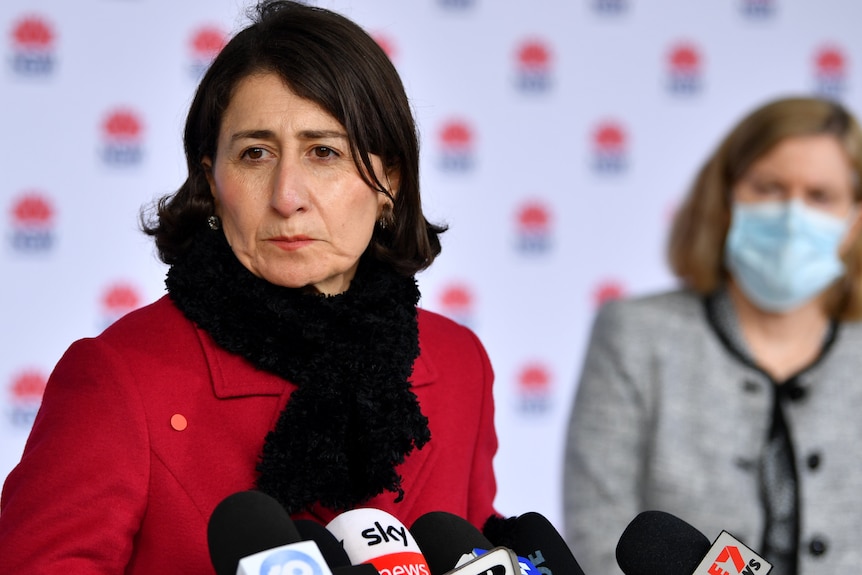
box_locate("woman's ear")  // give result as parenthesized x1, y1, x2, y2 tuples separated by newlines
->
(201, 157, 216, 198)
(385, 168, 401, 199)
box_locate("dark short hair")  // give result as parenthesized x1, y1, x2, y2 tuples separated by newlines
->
(668, 96, 862, 319)
(142, 0, 445, 275)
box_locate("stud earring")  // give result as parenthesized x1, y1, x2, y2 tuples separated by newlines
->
(207, 215, 221, 230)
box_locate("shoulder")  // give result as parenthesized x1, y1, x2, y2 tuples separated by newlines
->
(592, 288, 705, 336)
(59, 295, 205, 382)
(417, 307, 485, 351)
(94, 295, 199, 354)
(414, 308, 492, 382)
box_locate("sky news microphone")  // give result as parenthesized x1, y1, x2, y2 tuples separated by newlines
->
(326, 508, 432, 575)
(616, 510, 773, 575)
(497, 512, 587, 575)
(207, 490, 332, 575)
(409, 511, 537, 575)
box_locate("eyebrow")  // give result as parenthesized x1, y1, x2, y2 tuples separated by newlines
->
(228, 128, 348, 144)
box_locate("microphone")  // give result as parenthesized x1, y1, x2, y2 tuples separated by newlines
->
(616, 510, 773, 575)
(207, 490, 332, 575)
(325, 508, 432, 575)
(409, 511, 536, 575)
(296, 519, 352, 569)
(500, 512, 587, 575)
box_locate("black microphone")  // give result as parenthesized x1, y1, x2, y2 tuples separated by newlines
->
(208, 490, 301, 575)
(616, 510, 772, 575)
(410, 511, 530, 575)
(207, 490, 333, 575)
(295, 519, 352, 569)
(410, 511, 496, 575)
(501, 512, 587, 575)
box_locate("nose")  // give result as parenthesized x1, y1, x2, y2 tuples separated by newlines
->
(270, 158, 310, 216)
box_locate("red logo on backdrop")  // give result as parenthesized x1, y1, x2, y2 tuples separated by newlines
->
(101, 282, 143, 328)
(740, 0, 776, 18)
(9, 191, 55, 252)
(7, 370, 47, 428)
(437, 0, 477, 9)
(189, 25, 227, 79)
(591, 120, 629, 174)
(10, 15, 55, 75)
(593, 280, 626, 307)
(438, 119, 476, 172)
(813, 45, 847, 98)
(515, 39, 553, 93)
(667, 42, 703, 94)
(438, 283, 476, 327)
(372, 33, 397, 62)
(515, 200, 553, 253)
(592, 0, 628, 14)
(101, 108, 145, 166)
(516, 362, 553, 414)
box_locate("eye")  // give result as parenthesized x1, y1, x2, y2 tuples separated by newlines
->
(241, 147, 269, 161)
(312, 146, 338, 159)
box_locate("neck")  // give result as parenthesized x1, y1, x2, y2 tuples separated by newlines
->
(728, 281, 830, 382)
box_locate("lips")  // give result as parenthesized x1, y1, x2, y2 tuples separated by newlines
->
(268, 234, 314, 251)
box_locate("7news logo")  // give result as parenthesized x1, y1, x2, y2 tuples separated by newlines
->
(694, 532, 772, 575)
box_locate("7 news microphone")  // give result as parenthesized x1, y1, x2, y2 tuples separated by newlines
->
(207, 490, 373, 575)
(615, 510, 773, 575)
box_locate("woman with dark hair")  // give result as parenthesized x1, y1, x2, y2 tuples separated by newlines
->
(563, 96, 862, 575)
(0, 2, 499, 573)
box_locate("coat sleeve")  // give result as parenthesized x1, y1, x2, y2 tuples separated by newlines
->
(464, 327, 500, 529)
(562, 300, 651, 575)
(0, 337, 150, 574)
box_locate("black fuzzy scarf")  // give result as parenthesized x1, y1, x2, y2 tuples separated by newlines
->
(165, 229, 430, 514)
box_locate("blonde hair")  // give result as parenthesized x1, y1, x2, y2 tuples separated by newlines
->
(668, 96, 862, 320)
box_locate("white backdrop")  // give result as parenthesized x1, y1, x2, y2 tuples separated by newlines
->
(2, 0, 861, 531)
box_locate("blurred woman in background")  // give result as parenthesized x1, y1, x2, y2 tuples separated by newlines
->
(564, 96, 862, 575)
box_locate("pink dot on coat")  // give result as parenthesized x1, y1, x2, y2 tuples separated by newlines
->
(170, 413, 188, 431)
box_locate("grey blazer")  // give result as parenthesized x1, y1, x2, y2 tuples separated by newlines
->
(563, 289, 862, 575)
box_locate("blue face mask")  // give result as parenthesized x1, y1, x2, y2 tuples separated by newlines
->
(724, 199, 851, 313)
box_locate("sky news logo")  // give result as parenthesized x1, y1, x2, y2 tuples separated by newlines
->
(9, 191, 55, 253)
(9, 15, 55, 76)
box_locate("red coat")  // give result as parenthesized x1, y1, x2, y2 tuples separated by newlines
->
(0, 296, 498, 574)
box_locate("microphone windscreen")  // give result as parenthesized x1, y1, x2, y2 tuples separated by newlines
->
(296, 519, 352, 568)
(410, 511, 494, 575)
(508, 512, 587, 575)
(207, 490, 301, 575)
(616, 510, 711, 575)
(333, 564, 381, 575)
(326, 508, 429, 575)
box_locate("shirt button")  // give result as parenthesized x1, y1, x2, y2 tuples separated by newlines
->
(742, 380, 760, 393)
(809, 537, 828, 556)
(807, 452, 822, 470)
(786, 381, 807, 401)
